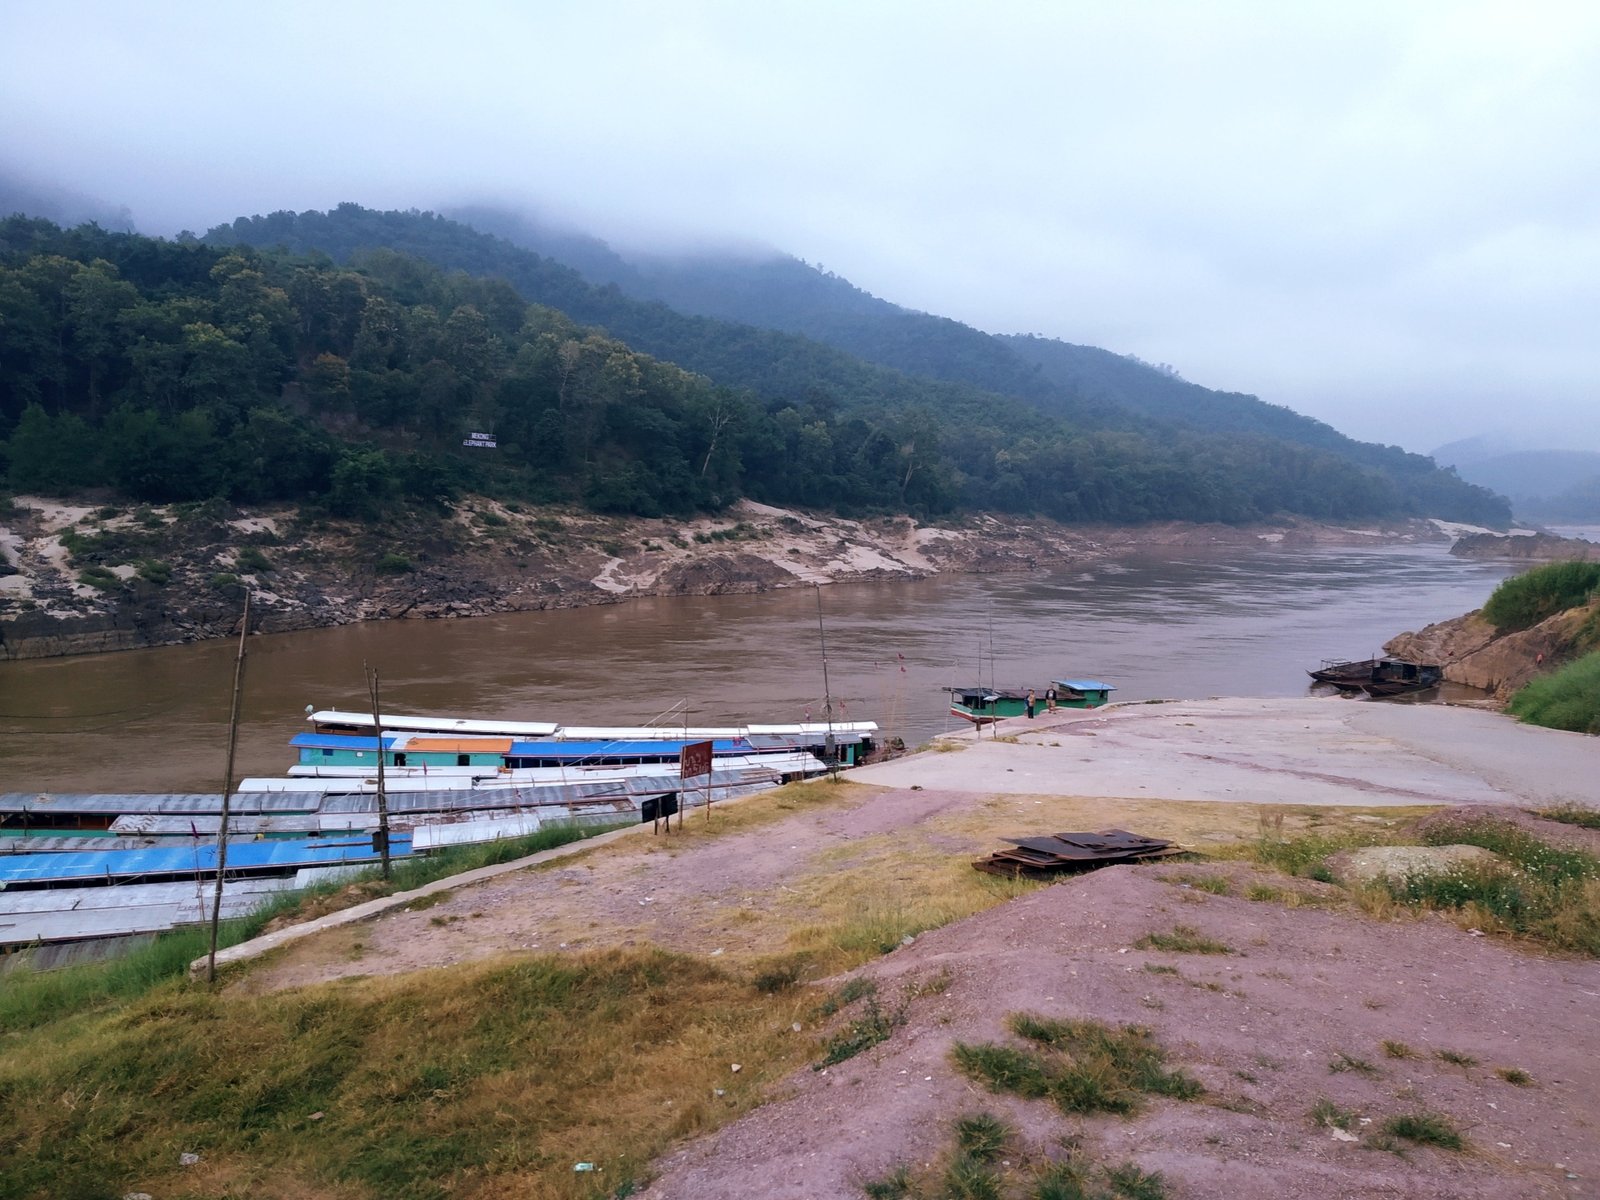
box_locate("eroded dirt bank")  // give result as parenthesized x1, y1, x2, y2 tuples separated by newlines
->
(0, 496, 1451, 661)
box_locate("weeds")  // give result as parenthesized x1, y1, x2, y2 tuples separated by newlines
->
(1309, 1097, 1358, 1132)
(1172, 874, 1230, 895)
(953, 1112, 1011, 1162)
(1379, 1111, 1465, 1151)
(1133, 925, 1233, 954)
(954, 1014, 1202, 1116)
(1535, 804, 1600, 831)
(1435, 1049, 1478, 1068)
(862, 1164, 914, 1198)
(1328, 1051, 1378, 1076)
(1495, 1066, 1534, 1086)
(1381, 1040, 1417, 1059)
(817, 997, 905, 1067)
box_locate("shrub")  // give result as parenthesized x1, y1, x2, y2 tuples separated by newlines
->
(375, 552, 413, 575)
(1482, 561, 1600, 632)
(77, 565, 121, 591)
(236, 546, 274, 573)
(136, 559, 172, 585)
(209, 571, 243, 594)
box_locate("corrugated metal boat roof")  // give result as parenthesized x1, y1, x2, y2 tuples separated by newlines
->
(311, 709, 560, 736)
(0, 792, 318, 816)
(0, 833, 413, 886)
(1053, 680, 1115, 691)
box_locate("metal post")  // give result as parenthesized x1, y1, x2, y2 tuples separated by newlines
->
(815, 585, 838, 778)
(206, 590, 251, 984)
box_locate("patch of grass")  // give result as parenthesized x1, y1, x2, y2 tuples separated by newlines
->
(374, 551, 413, 574)
(1309, 1097, 1358, 1131)
(953, 1112, 1012, 1162)
(954, 1014, 1202, 1117)
(1375, 817, 1600, 956)
(1535, 804, 1600, 830)
(1435, 1049, 1478, 1068)
(1382, 1040, 1418, 1059)
(862, 1164, 914, 1198)
(819, 976, 877, 1016)
(906, 966, 955, 998)
(1495, 1066, 1534, 1086)
(942, 1154, 1002, 1200)
(1031, 1161, 1090, 1200)
(1328, 1051, 1378, 1076)
(1103, 1162, 1167, 1199)
(1134, 925, 1233, 954)
(817, 996, 905, 1067)
(751, 956, 809, 994)
(1380, 1111, 1465, 1151)
(1141, 963, 1179, 976)
(1509, 650, 1600, 735)
(1171, 874, 1229, 894)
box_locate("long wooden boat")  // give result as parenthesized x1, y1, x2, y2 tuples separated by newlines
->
(1310, 658, 1441, 694)
(305, 709, 879, 766)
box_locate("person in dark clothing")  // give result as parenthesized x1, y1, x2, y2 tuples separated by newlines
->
(1026, 688, 1036, 719)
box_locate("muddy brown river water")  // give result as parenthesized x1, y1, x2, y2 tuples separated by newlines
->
(0, 543, 1518, 793)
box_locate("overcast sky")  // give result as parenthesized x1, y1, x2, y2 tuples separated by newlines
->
(3, 1, 1596, 454)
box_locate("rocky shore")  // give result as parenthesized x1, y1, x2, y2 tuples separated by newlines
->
(0, 495, 1453, 662)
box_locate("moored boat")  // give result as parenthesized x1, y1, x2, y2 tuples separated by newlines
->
(947, 678, 1115, 723)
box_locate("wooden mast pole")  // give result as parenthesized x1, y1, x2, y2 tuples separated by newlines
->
(206, 589, 251, 984)
(365, 663, 393, 880)
(815, 585, 837, 778)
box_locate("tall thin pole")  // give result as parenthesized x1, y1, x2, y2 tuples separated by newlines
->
(206, 590, 251, 984)
(815, 585, 837, 777)
(365, 663, 393, 879)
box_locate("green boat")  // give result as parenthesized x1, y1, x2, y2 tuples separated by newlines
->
(947, 679, 1115, 724)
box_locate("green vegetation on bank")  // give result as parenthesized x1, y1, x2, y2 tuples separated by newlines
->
(1508, 652, 1600, 735)
(1482, 561, 1600, 631)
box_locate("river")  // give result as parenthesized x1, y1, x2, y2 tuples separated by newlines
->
(0, 542, 1519, 793)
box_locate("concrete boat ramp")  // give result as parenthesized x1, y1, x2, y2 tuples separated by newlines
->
(852, 696, 1599, 809)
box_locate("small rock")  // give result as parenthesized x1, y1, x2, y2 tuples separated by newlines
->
(792, 1022, 803, 1032)
(308, 1111, 325, 1121)
(573, 1162, 596, 1172)
(1329, 1128, 1359, 1143)
(900, 935, 915, 946)
(123, 1194, 154, 1200)
(713, 1088, 726, 1097)
(731, 1063, 742, 1073)
(179, 1152, 200, 1167)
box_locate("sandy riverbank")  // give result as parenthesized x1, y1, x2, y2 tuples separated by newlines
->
(0, 495, 1463, 660)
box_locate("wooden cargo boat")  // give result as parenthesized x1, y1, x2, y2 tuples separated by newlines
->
(947, 679, 1115, 724)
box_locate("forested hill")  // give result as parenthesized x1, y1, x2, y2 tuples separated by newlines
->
(0, 212, 1508, 527)
(205, 204, 1506, 525)
(439, 206, 1440, 481)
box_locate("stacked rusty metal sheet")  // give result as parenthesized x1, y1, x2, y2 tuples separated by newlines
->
(973, 828, 1183, 879)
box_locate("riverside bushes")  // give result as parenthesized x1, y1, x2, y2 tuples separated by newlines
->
(1482, 561, 1600, 632)
(1508, 651, 1600, 735)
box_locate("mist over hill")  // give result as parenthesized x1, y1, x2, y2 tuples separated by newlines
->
(0, 198, 1510, 528)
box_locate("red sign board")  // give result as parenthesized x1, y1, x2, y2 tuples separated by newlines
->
(679, 740, 714, 780)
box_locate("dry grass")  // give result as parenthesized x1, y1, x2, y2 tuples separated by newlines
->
(0, 948, 818, 1200)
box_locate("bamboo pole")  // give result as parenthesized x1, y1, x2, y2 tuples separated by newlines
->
(205, 590, 251, 984)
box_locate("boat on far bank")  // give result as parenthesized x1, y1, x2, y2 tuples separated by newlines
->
(947, 679, 1116, 724)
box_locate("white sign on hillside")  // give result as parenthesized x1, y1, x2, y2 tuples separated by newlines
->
(462, 432, 498, 449)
